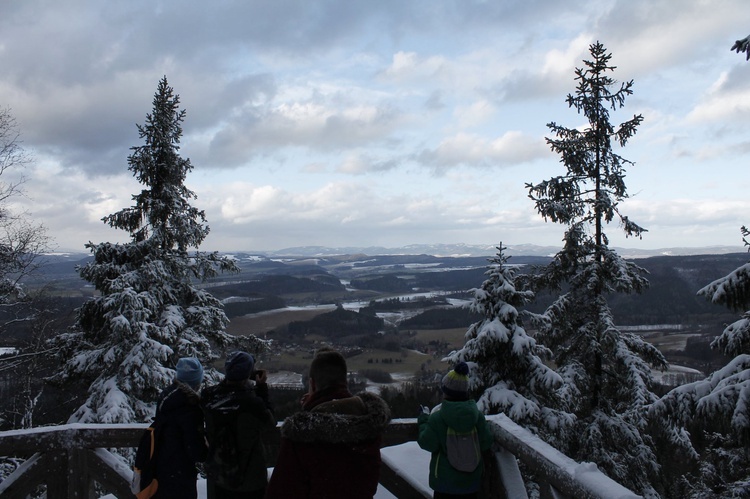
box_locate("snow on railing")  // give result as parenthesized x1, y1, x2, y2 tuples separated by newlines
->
(0, 418, 642, 499)
(485, 414, 642, 499)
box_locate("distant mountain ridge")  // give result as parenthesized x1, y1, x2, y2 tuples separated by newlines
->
(252, 243, 747, 259)
(44, 243, 747, 260)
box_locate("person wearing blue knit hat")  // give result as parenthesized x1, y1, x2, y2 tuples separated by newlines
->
(176, 357, 204, 389)
(418, 362, 493, 499)
(151, 357, 208, 498)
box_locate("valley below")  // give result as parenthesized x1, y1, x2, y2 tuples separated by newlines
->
(0, 248, 742, 426)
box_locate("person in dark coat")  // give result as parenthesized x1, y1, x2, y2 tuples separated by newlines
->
(153, 357, 208, 499)
(265, 348, 391, 499)
(202, 351, 276, 499)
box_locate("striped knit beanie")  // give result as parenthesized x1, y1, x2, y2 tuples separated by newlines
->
(441, 362, 469, 400)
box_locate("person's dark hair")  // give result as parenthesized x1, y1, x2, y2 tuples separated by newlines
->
(309, 348, 347, 390)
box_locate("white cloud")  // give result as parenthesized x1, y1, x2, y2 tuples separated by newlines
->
(6, 160, 142, 250)
(382, 51, 447, 82)
(336, 154, 394, 175)
(686, 77, 750, 124)
(417, 131, 548, 170)
(595, 0, 749, 75)
(204, 82, 404, 167)
(541, 34, 592, 77)
(1, 1, 749, 252)
(621, 197, 750, 234)
(220, 185, 288, 222)
(453, 100, 496, 129)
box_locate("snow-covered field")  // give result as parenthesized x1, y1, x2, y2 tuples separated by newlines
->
(266, 370, 304, 388)
(650, 363, 704, 386)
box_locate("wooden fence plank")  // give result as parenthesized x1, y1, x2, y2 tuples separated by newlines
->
(42, 450, 70, 499)
(0, 452, 47, 499)
(0, 423, 145, 455)
(493, 446, 527, 499)
(87, 448, 135, 498)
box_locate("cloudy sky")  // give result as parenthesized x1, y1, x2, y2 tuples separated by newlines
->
(2, 1, 750, 253)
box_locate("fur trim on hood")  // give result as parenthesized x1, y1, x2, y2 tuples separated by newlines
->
(281, 391, 391, 444)
(158, 380, 201, 415)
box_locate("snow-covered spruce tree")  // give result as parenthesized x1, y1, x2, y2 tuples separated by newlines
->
(445, 244, 569, 442)
(525, 42, 667, 497)
(51, 77, 264, 424)
(650, 226, 750, 498)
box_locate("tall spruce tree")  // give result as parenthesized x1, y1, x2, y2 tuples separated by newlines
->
(650, 226, 750, 498)
(52, 77, 263, 424)
(445, 245, 569, 441)
(526, 42, 666, 497)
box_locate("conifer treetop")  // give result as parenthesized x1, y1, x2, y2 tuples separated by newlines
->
(527, 41, 645, 256)
(105, 76, 208, 252)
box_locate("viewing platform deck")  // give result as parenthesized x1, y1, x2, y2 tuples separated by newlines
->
(0, 415, 641, 499)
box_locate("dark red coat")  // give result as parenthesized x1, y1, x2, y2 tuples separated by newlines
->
(265, 387, 391, 499)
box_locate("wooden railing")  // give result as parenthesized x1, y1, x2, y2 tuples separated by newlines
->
(0, 415, 642, 499)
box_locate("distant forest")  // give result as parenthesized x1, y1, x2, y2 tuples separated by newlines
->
(6, 251, 741, 342)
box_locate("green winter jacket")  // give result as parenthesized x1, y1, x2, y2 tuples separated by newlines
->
(417, 399, 493, 494)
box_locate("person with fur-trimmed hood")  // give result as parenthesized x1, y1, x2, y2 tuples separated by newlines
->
(153, 357, 208, 499)
(265, 348, 391, 499)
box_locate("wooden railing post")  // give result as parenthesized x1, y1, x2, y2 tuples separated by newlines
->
(42, 450, 70, 499)
(68, 448, 95, 498)
(486, 446, 529, 499)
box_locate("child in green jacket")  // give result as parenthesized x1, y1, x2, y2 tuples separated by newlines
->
(417, 362, 493, 499)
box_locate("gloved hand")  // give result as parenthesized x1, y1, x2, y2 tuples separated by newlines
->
(417, 405, 430, 423)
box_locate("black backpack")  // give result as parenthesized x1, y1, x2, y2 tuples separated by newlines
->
(205, 399, 252, 489)
(131, 418, 164, 498)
